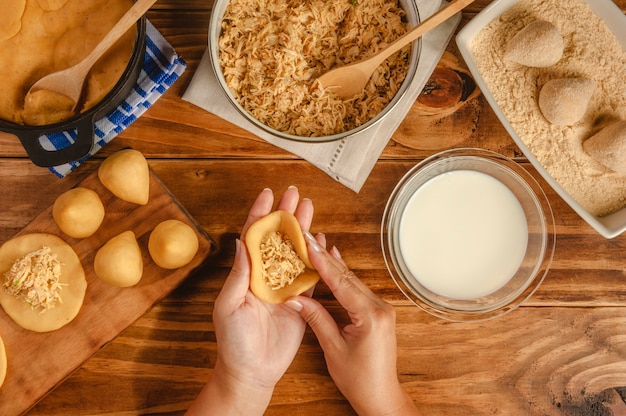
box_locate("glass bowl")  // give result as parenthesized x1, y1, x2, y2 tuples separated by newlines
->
(381, 148, 556, 322)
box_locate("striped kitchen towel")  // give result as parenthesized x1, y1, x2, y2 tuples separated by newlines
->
(48, 20, 186, 177)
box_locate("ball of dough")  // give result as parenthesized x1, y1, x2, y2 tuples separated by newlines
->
(504, 20, 563, 67)
(583, 120, 626, 173)
(94, 231, 143, 287)
(538, 78, 595, 126)
(53, 187, 105, 238)
(98, 149, 150, 205)
(148, 220, 199, 269)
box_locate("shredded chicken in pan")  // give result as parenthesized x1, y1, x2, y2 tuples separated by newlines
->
(260, 231, 306, 290)
(3, 246, 65, 313)
(218, 0, 410, 136)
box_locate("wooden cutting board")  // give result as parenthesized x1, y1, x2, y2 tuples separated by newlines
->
(0, 162, 217, 415)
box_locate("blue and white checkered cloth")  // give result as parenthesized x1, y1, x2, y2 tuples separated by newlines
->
(47, 21, 186, 177)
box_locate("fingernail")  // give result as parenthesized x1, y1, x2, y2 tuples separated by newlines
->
(285, 299, 303, 312)
(304, 231, 323, 252)
(235, 238, 241, 255)
(331, 245, 342, 259)
(288, 185, 298, 190)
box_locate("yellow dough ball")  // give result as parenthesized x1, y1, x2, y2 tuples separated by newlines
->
(53, 187, 105, 238)
(148, 220, 199, 269)
(94, 231, 143, 287)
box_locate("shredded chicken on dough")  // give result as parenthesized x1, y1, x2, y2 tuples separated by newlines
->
(218, 0, 410, 136)
(3, 246, 64, 313)
(260, 231, 306, 290)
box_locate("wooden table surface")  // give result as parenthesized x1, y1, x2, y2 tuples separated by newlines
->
(2, 0, 626, 414)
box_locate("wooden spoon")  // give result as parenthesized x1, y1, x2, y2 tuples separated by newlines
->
(26, 0, 158, 111)
(315, 0, 475, 99)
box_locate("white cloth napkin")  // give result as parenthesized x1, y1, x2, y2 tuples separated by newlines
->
(183, 0, 460, 192)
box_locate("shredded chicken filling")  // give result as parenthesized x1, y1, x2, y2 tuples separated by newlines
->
(3, 246, 65, 313)
(260, 231, 306, 290)
(218, 0, 410, 136)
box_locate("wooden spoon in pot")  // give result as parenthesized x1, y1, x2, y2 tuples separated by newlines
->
(26, 0, 158, 111)
(315, 0, 475, 99)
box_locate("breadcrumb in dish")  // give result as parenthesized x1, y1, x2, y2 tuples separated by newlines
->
(260, 231, 306, 290)
(218, 0, 410, 136)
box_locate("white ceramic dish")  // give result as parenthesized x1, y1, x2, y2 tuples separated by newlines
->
(456, 0, 626, 239)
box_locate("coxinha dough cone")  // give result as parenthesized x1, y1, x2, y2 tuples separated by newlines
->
(98, 149, 150, 205)
(0, 233, 87, 332)
(246, 210, 319, 304)
(95, 231, 143, 287)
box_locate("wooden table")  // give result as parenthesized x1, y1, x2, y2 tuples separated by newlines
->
(1, 0, 626, 414)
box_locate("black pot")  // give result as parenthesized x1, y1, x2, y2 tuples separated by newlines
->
(0, 17, 147, 168)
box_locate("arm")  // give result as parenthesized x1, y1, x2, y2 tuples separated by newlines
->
(286, 232, 422, 416)
(187, 186, 318, 415)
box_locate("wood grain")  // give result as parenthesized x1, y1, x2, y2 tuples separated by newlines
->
(4, 157, 622, 415)
(0, 0, 624, 415)
(0, 165, 217, 415)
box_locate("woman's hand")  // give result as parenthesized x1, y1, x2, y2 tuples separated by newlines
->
(187, 186, 320, 416)
(286, 232, 421, 416)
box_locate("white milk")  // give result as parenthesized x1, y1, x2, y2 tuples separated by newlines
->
(398, 170, 528, 300)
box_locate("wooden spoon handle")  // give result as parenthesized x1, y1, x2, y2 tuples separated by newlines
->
(369, 0, 475, 69)
(75, 0, 158, 76)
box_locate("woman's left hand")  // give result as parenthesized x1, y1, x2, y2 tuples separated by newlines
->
(187, 186, 322, 415)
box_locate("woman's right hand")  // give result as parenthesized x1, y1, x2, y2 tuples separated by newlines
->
(285, 232, 421, 416)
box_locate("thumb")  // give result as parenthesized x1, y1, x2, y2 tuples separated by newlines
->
(215, 239, 251, 310)
(285, 296, 344, 353)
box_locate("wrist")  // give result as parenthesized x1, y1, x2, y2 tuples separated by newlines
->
(352, 382, 421, 416)
(186, 360, 275, 416)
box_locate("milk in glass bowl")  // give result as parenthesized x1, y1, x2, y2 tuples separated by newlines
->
(381, 148, 555, 322)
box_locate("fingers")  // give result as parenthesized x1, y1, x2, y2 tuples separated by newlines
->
(294, 197, 314, 232)
(285, 295, 343, 354)
(275, 185, 301, 213)
(215, 239, 250, 312)
(303, 231, 384, 325)
(241, 188, 274, 238)
(242, 186, 313, 238)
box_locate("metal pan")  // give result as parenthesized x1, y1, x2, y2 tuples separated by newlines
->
(0, 18, 147, 168)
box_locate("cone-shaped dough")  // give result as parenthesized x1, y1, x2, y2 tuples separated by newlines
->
(246, 210, 319, 304)
(94, 231, 143, 287)
(583, 121, 626, 173)
(98, 149, 150, 205)
(538, 78, 595, 126)
(505, 20, 563, 67)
